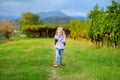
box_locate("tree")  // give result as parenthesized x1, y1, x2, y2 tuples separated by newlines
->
(88, 0, 120, 48)
(106, 0, 120, 47)
(19, 12, 42, 25)
(88, 4, 104, 47)
(69, 20, 90, 39)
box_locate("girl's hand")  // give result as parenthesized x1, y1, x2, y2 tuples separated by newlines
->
(60, 40, 65, 43)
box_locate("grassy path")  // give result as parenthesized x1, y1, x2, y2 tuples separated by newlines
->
(48, 68, 60, 80)
(0, 36, 120, 80)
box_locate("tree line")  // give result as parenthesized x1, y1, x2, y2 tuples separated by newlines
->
(88, 0, 120, 48)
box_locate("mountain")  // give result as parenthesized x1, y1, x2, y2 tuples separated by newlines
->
(0, 16, 19, 21)
(0, 10, 88, 24)
(71, 16, 88, 21)
(42, 16, 71, 24)
(38, 10, 88, 24)
(37, 10, 68, 19)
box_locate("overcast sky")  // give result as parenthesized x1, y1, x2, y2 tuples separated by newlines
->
(0, 0, 112, 17)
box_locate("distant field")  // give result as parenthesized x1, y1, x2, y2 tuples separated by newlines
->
(0, 36, 120, 80)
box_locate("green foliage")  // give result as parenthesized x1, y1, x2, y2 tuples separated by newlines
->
(19, 12, 42, 25)
(69, 20, 90, 39)
(20, 19, 90, 39)
(22, 25, 45, 31)
(88, 0, 120, 47)
(21, 24, 70, 38)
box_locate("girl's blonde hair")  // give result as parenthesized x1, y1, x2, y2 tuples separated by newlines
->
(55, 27, 65, 36)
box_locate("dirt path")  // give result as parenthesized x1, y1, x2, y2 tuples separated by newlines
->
(48, 68, 61, 80)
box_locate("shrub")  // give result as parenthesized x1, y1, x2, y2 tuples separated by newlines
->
(0, 20, 14, 40)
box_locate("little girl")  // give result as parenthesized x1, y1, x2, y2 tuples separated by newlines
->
(54, 27, 66, 67)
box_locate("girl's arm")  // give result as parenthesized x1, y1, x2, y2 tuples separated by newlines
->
(54, 35, 59, 45)
(55, 39, 58, 45)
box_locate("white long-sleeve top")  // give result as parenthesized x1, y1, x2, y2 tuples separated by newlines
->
(54, 35, 66, 49)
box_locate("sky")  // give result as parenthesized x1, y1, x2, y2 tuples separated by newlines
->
(0, 0, 112, 17)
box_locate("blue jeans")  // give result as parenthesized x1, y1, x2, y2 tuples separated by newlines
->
(55, 48, 64, 65)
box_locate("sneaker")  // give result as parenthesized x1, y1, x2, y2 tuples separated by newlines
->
(54, 64, 61, 68)
(57, 64, 61, 66)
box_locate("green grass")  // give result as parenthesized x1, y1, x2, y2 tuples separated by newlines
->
(0, 36, 54, 80)
(0, 36, 120, 80)
(58, 39, 120, 80)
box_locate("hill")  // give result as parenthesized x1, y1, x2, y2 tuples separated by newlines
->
(37, 10, 68, 19)
(0, 11, 88, 24)
(42, 16, 71, 24)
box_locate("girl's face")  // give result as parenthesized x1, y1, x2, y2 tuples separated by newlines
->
(57, 30, 63, 36)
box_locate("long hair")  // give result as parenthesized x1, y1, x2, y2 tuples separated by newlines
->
(55, 27, 65, 36)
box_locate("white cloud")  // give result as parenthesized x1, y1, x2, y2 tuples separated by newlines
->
(62, 10, 87, 17)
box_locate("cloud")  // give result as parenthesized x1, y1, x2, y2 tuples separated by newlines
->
(0, 0, 65, 16)
(62, 10, 87, 17)
(0, 0, 112, 17)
